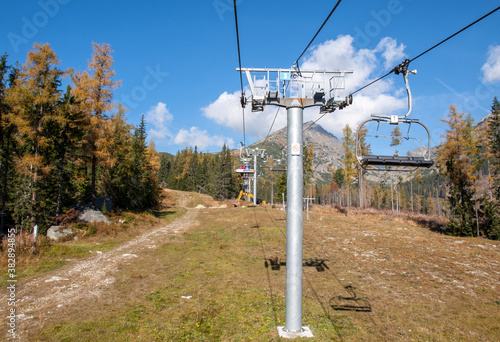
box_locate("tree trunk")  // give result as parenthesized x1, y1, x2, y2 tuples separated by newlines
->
(31, 117, 42, 228)
(391, 184, 394, 214)
(411, 180, 414, 212)
(91, 149, 97, 209)
(56, 152, 66, 216)
(0, 134, 10, 232)
(347, 184, 350, 217)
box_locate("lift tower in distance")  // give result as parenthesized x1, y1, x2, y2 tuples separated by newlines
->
(238, 66, 353, 337)
(246, 148, 266, 205)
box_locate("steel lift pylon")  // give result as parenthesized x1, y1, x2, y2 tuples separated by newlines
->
(238, 66, 353, 338)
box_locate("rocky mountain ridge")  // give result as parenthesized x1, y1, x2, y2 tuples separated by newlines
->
(248, 121, 344, 184)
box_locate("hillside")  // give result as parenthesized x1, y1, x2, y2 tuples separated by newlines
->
(249, 121, 344, 184)
(3, 190, 499, 341)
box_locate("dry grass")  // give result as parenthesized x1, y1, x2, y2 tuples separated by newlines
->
(2, 193, 499, 341)
(0, 189, 186, 287)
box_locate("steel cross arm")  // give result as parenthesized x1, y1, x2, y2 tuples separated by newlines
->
(237, 67, 353, 111)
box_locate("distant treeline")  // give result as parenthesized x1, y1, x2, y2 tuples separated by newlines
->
(158, 145, 240, 200)
(0, 43, 161, 235)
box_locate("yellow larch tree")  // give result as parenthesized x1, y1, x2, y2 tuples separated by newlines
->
(7, 43, 63, 229)
(72, 42, 120, 207)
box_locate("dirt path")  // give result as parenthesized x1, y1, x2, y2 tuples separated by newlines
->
(0, 191, 201, 340)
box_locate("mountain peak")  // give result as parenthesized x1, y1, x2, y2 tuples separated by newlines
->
(249, 122, 343, 184)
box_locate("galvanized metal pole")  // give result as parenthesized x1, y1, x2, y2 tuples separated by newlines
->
(285, 104, 304, 333)
(253, 152, 257, 205)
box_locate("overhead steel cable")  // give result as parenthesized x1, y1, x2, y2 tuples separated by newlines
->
(349, 70, 393, 96)
(410, 5, 500, 63)
(233, 0, 246, 147)
(349, 5, 500, 97)
(243, 1, 344, 146)
(295, 0, 344, 66)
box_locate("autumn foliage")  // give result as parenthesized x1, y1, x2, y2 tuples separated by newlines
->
(0, 43, 160, 235)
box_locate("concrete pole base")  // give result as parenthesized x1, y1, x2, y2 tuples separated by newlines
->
(277, 326, 314, 339)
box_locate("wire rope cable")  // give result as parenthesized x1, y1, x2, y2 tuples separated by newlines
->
(349, 5, 500, 96)
(295, 0, 344, 66)
(410, 5, 500, 63)
(233, 0, 246, 146)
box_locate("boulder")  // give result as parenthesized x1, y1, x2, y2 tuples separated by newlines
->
(78, 208, 111, 224)
(47, 226, 77, 241)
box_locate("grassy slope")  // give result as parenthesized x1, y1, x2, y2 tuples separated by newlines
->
(7, 191, 500, 341)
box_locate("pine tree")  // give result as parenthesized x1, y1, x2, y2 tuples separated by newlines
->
(484, 97, 500, 239)
(46, 85, 87, 216)
(0, 53, 13, 232)
(214, 144, 237, 200)
(158, 153, 171, 187)
(186, 146, 198, 191)
(196, 152, 209, 194)
(130, 115, 155, 209)
(488, 97, 500, 200)
(99, 104, 133, 209)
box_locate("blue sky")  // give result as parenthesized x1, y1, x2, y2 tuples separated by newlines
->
(2, 0, 500, 155)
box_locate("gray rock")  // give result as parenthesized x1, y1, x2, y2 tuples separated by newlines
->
(47, 226, 77, 241)
(78, 209, 111, 224)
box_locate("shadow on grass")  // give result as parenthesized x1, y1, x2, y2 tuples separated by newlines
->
(152, 210, 179, 219)
(330, 285, 372, 312)
(264, 257, 329, 272)
(411, 216, 446, 234)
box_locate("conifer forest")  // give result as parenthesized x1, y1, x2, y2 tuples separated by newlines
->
(1, 43, 500, 241)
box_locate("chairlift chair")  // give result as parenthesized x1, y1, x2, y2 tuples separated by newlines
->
(235, 146, 255, 175)
(235, 157, 254, 174)
(355, 59, 434, 171)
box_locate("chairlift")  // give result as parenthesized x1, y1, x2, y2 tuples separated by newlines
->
(270, 149, 287, 172)
(235, 145, 254, 175)
(355, 59, 434, 172)
(235, 158, 254, 175)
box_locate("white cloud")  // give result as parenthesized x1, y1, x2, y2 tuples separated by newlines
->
(201, 91, 287, 139)
(144, 102, 173, 140)
(302, 35, 378, 91)
(375, 37, 407, 70)
(203, 35, 410, 141)
(482, 44, 500, 84)
(173, 127, 235, 151)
